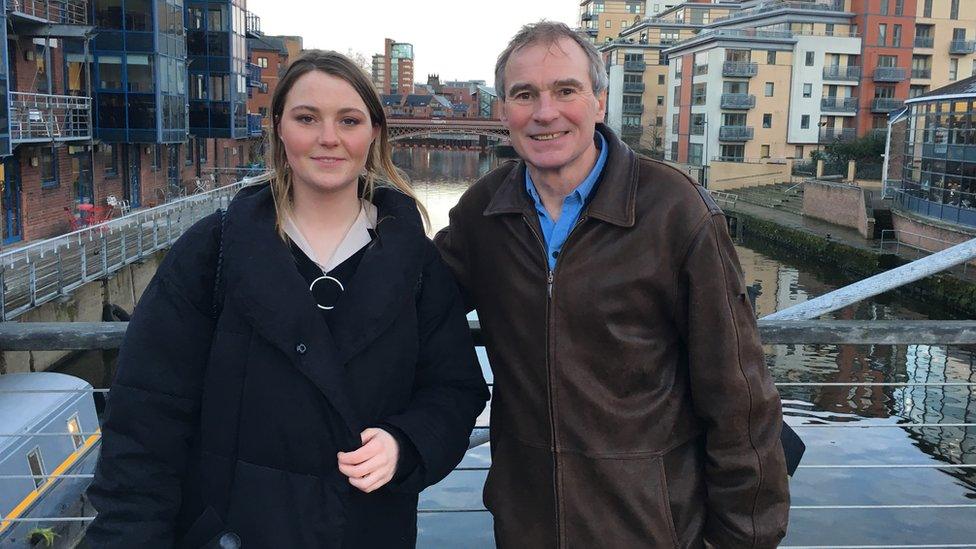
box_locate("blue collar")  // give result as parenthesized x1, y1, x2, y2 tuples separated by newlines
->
(524, 131, 608, 209)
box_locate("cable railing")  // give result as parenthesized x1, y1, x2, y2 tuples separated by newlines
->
(0, 174, 269, 322)
(8, 92, 92, 143)
(6, 0, 89, 25)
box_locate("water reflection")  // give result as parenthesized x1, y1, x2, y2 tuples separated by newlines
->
(395, 147, 976, 547)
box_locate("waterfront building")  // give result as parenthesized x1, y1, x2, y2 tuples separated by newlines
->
(578, 0, 648, 44)
(372, 38, 413, 95)
(247, 32, 301, 131)
(884, 75, 976, 250)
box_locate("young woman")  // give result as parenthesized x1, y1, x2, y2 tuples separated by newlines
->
(85, 51, 489, 549)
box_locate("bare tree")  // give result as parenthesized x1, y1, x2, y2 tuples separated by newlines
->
(346, 49, 371, 74)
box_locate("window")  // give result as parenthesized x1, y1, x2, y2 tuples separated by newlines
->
(878, 24, 887, 47)
(691, 113, 705, 134)
(803, 83, 812, 98)
(910, 84, 928, 98)
(761, 144, 770, 158)
(670, 141, 678, 161)
(67, 415, 84, 449)
(672, 114, 679, 133)
(655, 116, 663, 126)
(805, 51, 815, 67)
(40, 147, 57, 188)
(950, 58, 959, 81)
(673, 86, 680, 107)
(150, 144, 160, 171)
(657, 74, 664, 85)
(763, 113, 772, 128)
(825, 23, 835, 35)
(765, 82, 774, 96)
(895, 0, 903, 15)
(795, 145, 804, 159)
(720, 144, 744, 161)
(892, 25, 902, 48)
(103, 144, 118, 177)
(620, 20, 627, 29)
(98, 55, 123, 90)
(692, 83, 706, 105)
(880, 0, 888, 16)
(199, 138, 208, 164)
(924, 0, 932, 17)
(767, 51, 776, 65)
(27, 448, 45, 489)
(951, 0, 960, 20)
(257, 56, 268, 68)
(186, 138, 194, 166)
(657, 95, 664, 106)
(605, 19, 611, 28)
(801, 115, 810, 129)
(689, 143, 703, 166)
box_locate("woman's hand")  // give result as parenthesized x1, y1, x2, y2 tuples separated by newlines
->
(337, 428, 400, 493)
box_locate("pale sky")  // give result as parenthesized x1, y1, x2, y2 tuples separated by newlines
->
(245, 0, 579, 87)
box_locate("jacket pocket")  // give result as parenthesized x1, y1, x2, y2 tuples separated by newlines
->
(224, 459, 345, 548)
(178, 506, 239, 549)
(559, 452, 680, 548)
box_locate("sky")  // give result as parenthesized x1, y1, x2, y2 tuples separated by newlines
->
(244, 0, 579, 88)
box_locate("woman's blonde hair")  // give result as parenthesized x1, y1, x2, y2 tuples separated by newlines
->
(268, 49, 428, 234)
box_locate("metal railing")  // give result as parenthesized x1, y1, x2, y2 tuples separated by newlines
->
(723, 61, 758, 77)
(669, 28, 794, 50)
(622, 104, 643, 114)
(247, 113, 262, 137)
(873, 67, 907, 82)
(9, 92, 91, 143)
(707, 189, 738, 208)
(623, 60, 646, 71)
(719, 125, 753, 141)
(690, 124, 704, 136)
(949, 39, 976, 55)
(819, 127, 856, 142)
(822, 65, 861, 81)
(6, 0, 88, 25)
(879, 229, 972, 275)
(915, 35, 934, 48)
(711, 0, 846, 24)
(246, 63, 262, 87)
(872, 97, 904, 113)
(721, 93, 756, 109)
(820, 96, 858, 112)
(245, 10, 261, 35)
(622, 82, 645, 93)
(912, 68, 932, 79)
(0, 175, 268, 322)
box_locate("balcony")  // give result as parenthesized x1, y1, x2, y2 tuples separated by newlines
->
(247, 63, 262, 87)
(819, 127, 856, 142)
(247, 113, 262, 137)
(690, 124, 705, 136)
(871, 98, 904, 113)
(623, 82, 645, 93)
(873, 67, 907, 82)
(581, 11, 594, 21)
(822, 65, 861, 81)
(719, 126, 753, 141)
(621, 124, 642, 135)
(723, 61, 758, 78)
(9, 92, 91, 143)
(7, 0, 88, 25)
(720, 93, 756, 109)
(624, 60, 646, 72)
(949, 40, 976, 55)
(246, 11, 262, 36)
(912, 68, 932, 79)
(622, 104, 644, 114)
(914, 36, 934, 48)
(820, 96, 858, 113)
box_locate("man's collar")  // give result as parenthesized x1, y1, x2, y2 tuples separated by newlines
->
(524, 131, 608, 209)
(484, 124, 637, 228)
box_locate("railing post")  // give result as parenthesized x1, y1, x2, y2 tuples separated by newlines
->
(0, 266, 7, 321)
(80, 241, 87, 281)
(120, 228, 126, 264)
(28, 261, 36, 306)
(56, 248, 63, 295)
(100, 233, 108, 277)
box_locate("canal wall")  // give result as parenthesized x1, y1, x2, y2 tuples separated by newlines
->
(0, 251, 164, 374)
(735, 210, 976, 318)
(802, 180, 875, 239)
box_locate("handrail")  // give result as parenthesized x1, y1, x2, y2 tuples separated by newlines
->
(765, 238, 976, 320)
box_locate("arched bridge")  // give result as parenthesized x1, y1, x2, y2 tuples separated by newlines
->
(388, 118, 509, 141)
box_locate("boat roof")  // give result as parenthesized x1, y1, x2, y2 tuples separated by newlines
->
(0, 373, 91, 455)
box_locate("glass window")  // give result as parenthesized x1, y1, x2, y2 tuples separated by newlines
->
(951, 0, 959, 20)
(67, 416, 83, 449)
(190, 73, 205, 100)
(765, 82, 774, 97)
(880, 0, 888, 15)
(657, 74, 664, 85)
(199, 138, 208, 164)
(893, 25, 902, 48)
(27, 448, 45, 489)
(125, 0, 151, 31)
(878, 24, 887, 46)
(895, 0, 904, 15)
(805, 51, 814, 67)
(950, 58, 959, 81)
(767, 51, 776, 65)
(97, 56, 123, 90)
(151, 144, 160, 171)
(689, 143, 703, 166)
(97, 93, 125, 129)
(128, 94, 156, 128)
(188, 6, 203, 29)
(657, 96, 664, 106)
(95, 0, 123, 29)
(103, 144, 118, 176)
(761, 144, 770, 158)
(803, 83, 812, 98)
(924, 0, 932, 17)
(258, 57, 268, 68)
(801, 115, 810, 129)
(40, 147, 56, 186)
(605, 19, 611, 28)
(207, 6, 226, 30)
(126, 54, 154, 93)
(763, 114, 772, 128)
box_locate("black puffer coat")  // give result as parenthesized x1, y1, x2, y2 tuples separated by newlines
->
(85, 183, 489, 548)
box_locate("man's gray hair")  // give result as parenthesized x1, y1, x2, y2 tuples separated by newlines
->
(494, 21, 609, 99)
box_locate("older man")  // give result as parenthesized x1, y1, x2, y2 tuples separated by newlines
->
(435, 21, 789, 548)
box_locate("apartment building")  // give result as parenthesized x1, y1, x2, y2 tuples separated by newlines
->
(601, 1, 739, 154)
(578, 0, 647, 44)
(247, 32, 302, 130)
(372, 38, 414, 95)
(0, 0, 264, 244)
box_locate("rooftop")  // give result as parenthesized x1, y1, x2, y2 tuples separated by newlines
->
(906, 75, 976, 103)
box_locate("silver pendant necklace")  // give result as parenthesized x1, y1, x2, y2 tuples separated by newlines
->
(309, 272, 344, 310)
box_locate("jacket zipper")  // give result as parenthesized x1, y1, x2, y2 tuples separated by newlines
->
(522, 213, 588, 547)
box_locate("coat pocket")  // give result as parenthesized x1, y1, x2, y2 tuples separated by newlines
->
(224, 460, 345, 548)
(559, 453, 681, 548)
(178, 506, 240, 549)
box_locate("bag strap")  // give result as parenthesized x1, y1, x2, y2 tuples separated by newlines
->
(211, 208, 227, 319)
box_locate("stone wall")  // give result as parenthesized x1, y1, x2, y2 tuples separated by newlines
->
(802, 179, 874, 238)
(707, 160, 791, 191)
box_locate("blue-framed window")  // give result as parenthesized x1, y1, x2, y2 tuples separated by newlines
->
(40, 146, 58, 189)
(103, 144, 119, 177)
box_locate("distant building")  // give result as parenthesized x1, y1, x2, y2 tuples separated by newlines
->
(248, 33, 303, 131)
(372, 39, 414, 95)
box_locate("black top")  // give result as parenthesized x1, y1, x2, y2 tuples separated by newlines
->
(289, 236, 420, 482)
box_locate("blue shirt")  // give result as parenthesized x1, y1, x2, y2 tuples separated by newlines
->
(525, 132, 608, 271)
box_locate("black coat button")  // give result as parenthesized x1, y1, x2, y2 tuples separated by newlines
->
(219, 532, 241, 549)
(296, 343, 307, 354)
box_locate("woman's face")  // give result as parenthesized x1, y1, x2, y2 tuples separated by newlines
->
(278, 70, 379, 197)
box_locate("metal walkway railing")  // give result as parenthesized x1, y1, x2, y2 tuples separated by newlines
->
(0, 174, 268, 322)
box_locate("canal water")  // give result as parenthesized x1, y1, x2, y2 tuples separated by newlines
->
(56, 148, 976, 546)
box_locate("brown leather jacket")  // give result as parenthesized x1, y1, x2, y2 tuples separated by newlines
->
(435, 125, 789, 548)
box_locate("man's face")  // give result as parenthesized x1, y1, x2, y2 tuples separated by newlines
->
(501, 38, 606, 176)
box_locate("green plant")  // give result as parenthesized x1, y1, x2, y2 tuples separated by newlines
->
(26, 527, 57, 547)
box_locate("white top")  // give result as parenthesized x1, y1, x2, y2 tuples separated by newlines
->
(282, 200, 377, 272)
